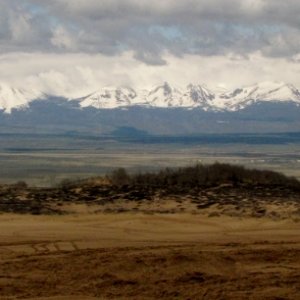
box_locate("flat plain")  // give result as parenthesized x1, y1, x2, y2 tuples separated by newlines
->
(0, 133, 300, 186)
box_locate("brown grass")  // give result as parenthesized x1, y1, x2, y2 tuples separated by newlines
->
(0, 213, 299, 299)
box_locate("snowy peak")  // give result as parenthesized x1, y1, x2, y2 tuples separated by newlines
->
(146, 82, 185, 107)
(0, 83, 42, 113)
(213, 81, 300, 111)
(79, 82, 215, 109)
(185, 84, 215, 107)
(250, 81, 300, 102)
(80, 82, 215, 109)
(231, 81, 300, 101)
(78, 81, 300, 110)
(80, 86, 138, 109)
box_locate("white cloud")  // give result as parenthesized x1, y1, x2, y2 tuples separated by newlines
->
(9, 12, 32, 43)
(1, 1, 300, 88)
(51, 26, 76, 50)
(0, 52, 300, 98)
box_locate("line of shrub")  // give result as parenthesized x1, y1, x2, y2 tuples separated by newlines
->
(108, 163, 300, 190)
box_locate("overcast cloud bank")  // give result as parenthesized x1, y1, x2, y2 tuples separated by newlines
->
(0, 0, 300, 96)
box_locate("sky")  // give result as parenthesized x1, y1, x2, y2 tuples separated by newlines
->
(1, 0, 300, 98)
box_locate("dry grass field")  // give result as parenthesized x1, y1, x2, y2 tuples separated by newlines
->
(0, 212, 299, 300)
(1, 164, 300, 299)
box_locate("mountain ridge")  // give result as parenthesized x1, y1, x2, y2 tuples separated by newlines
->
(1, 81, 300, 113)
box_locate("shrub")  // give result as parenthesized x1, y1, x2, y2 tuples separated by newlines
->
(109, 168, 130, 186)
(110, 163, 300, 190)
(13, 181, 28, 189)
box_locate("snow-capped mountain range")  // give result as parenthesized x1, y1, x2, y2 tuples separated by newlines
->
(1, 81, 300, 113)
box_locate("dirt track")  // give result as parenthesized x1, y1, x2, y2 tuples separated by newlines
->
(0, 213, 299, 299)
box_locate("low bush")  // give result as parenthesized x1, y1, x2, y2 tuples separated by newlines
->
(108, 163, 300, 190)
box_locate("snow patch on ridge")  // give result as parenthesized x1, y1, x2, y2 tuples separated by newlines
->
(0, 83, 43, 113)
(213, 81, 300, 111)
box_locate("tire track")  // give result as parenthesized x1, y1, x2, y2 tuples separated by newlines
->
(0, 240, 81, 256)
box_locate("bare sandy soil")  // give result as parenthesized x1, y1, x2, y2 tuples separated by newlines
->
(0, 212, 299, 300)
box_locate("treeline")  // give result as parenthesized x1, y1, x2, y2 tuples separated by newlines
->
(108, 163, 300, 190)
